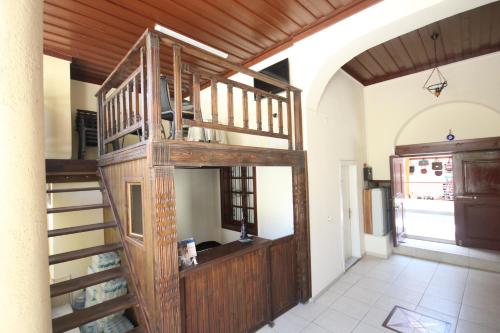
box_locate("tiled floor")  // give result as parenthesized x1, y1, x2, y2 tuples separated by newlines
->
(258, 255, 500, 333)
(394, 238, 500, 273)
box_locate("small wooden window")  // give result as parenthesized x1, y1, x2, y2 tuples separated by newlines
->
(220, 166, 258, 234)
(127, 182, 144, 238)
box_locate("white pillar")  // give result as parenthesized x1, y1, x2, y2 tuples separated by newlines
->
(0, 1, 51, 332)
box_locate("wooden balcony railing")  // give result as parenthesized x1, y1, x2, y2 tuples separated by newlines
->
(95, 29, 303, 155)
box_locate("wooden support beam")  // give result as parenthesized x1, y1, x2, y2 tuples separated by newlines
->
(286, 90, 293, 150)
(151, 166, 181, 333)
(293, 91, 303, 150)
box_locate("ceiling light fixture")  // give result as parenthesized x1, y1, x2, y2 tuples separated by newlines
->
(154, 23, 229, 59)
(423, 32, 447, 97)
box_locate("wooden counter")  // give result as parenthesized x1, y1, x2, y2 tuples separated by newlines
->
(179, 235, 298, 333)
(179, 237, 271, 278)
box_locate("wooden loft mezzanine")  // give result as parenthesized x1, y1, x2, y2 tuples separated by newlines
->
(95, 28, 306, 167)
(93, 29, 311, 333)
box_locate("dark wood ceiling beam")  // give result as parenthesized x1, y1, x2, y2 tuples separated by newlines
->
(264, 0, 316, 26)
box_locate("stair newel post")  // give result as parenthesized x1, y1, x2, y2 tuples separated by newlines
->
(173, 44, 183, 140)
(146, 32, 162, 142)
(293, 89, 303, 151)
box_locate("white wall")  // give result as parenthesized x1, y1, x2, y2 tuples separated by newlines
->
(174, 169, 222, 244)
(44, 55, 72, 159)
(221, 166, 294, 243)
(308, 70, 367, 295)
(365, 52, 500, 179)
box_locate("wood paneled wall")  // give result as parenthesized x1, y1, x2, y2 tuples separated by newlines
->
(270, 235, 297, 318)
(181, 245, 270, 333)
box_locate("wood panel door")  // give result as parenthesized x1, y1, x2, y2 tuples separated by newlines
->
(454, 150, 500, 250)
(270, 235, 297, 319)
(390, 156, 406, 246)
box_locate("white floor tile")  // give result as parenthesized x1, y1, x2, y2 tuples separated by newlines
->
(289, 302, 328, 322)
(456, 319, 500, 333)
(273, 312, 310, 333)
(328, 281, 354, 295)
(384, 285, 424, 304)
(330, 296, 371, 320)
(374, 295, 417, 312)
(419, 294, 462, 317)
(459, 304, 500, 330)
(315, 290, 343, 307)
(356, 277, 391, 293)
(424, 283, 465, 303)
(361, 307, 391, 328)
(352, 322, 392, 333)
(314, 308, 359, 333)
(344, 286, 383, 306)
(300, 323, 331, 333)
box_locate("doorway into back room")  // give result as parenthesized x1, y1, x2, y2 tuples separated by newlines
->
(398, 155, 455, 243)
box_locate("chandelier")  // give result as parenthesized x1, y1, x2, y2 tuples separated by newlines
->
(423, 32, 447, 97)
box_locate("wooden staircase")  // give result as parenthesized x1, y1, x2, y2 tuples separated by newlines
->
(46, 160, 149, 333)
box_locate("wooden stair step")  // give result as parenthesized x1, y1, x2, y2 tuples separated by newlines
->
(48, 222, 116, 237)
(46, 171, 99, 183)
(47, 203, 109, 214)
(49, 243, 123, 265)
(46, 186, 102, 193)
(52, 294, 137, 333)
(50, 267, 125, 297)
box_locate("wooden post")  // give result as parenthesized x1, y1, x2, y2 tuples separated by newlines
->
(292, 160, 311, 302)
(192, 72, 201, 121)
(242, 90, 248, 129)
(146, 32, 162, 141)
(151, 165, 181, 333)
(211, 79, 218, 123)
(227, 84, 234, 127)
(267, 97, 273, 133)
(140, 46, 148, 139)
(97, 92, 105, 156)
(256, 94, 262, 131)
(286, 90, 293, 150)
(293, 90, 303, 150)
(173, 44, 183, 139)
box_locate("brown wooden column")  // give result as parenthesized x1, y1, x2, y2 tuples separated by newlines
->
(146, 32, 162, 141)
(151, 166, 181, 333)
(292, 156, 312, 302)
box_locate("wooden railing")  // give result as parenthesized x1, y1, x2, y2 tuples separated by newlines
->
(96, 30, 303, 155)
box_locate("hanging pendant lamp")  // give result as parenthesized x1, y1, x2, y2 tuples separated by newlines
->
(423, 32, 448, 97)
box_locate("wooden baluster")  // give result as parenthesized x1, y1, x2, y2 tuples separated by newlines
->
(227, 84, 234, 127)
(256, 94, 262, 131)
(242, 90, 248, 129)
(267, 97, 273, 133)
(278, 100, 284, 135)
(127, 81, 134, 126)
(111, 98, 117, 135)
(123, 86, 129, 129)
(98, 93, 105, 155)
(173, 44, 183, 139)
(192, 72, 201, 121)
(286, 90, 293, 150)
(211, 79, 218, 123)
(293, 90, 303, 150)
(102, 101, 107, 140)
(116, 94, 121, 133)
(106, 101, 111, 138)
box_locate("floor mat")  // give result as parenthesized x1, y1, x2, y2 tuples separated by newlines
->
(383, 306, 452, 333)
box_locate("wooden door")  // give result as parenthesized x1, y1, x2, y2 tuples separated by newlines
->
(454, 150, 500, 250)
(390, 156, 406, 246)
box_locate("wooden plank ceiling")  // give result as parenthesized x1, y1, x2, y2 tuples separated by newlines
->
(342, 1, 500, 86)
(43, 0, 379, 84)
